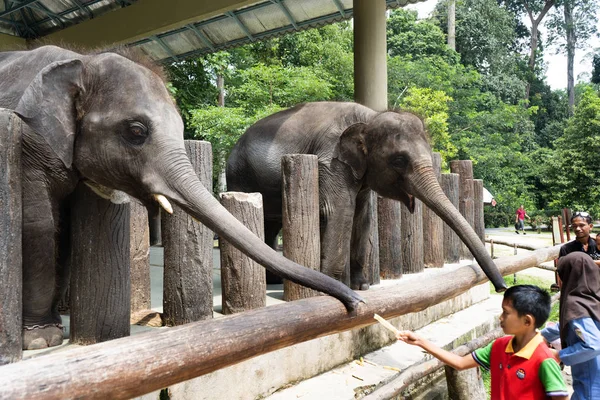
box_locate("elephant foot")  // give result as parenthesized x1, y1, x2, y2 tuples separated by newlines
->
(23, 324, 64, 350)
(351, 280, 370, 291)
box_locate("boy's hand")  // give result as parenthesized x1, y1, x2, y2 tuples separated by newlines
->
(549, 348, 561, 363)
(396, 330, 422, 346)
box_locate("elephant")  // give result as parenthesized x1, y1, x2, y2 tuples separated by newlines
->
(226, 102, 507, 292)
(0, 46, 363, 350)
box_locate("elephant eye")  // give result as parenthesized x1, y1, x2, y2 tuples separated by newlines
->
(124, 121, 149, 145)
(390, 155, 408, 169)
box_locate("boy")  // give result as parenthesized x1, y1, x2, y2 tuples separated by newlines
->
(396, 285, 569, 399)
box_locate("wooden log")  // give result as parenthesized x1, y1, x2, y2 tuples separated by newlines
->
(551, 217, 562, 246)
(368, 191, 381, 285)
(441, 173, 460, 264)
(423, 152, 444, 267)
(472, 179, 485, 244)
(445, 365, 486, 400)
(449, 160, 474, 259)
(363, 328, 504, 400)
(219, 192, 266, 313)
(484, 238, 541, 251)
(0, 110, 22, 364)
(130, 199, 151, 314)
(162, 140, 214, 325)
(377, 196, 402, 279)
(0, 246, 561, 400)
(401, 199, 423, 274)
(281, 155, 320, 301)
(0, 245, 561, 398)
(70, 184, 131, 345)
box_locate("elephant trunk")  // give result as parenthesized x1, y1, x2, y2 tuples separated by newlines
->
(156, 158, 363, 311)
(409, 166, 507, 292)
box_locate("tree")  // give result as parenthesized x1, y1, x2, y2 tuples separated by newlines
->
(592, 53, 600, 84)
(546, 0, 600, 113)
(545, 87, 600, 214)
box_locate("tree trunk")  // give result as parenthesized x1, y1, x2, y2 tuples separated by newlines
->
(129, 199, 151, 315)
(0, 110, 22, 364)
(472, 179, 485, 244)
(524, 1, 555, 100)
(281, 155, 320, 301)
(447, 0, 456, 50)
(220, 192, 266, 314)
(162, 141, 214, 325)
(449, 160, 474, 260)
(70, 184, 131, 345)
(565, 0, 575, 114)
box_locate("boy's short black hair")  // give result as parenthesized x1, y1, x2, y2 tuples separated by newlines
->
(504, 285, 551, 328)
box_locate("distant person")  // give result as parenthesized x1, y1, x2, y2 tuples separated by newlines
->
(515, 204, 530, 234)
(396, 285, 569, 400)
(559, 212, 598, 260)
(541, 252, 600, 399)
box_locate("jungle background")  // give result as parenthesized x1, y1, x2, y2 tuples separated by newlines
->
(165, 0, 600, 230)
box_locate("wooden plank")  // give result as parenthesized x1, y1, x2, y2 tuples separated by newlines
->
(0, 245, 561, 400)
(423, 152, 444, 267)
(441, 173, 460, 264)
(378, 196, 402, 279)
(0, 110, 22, 364)
(401, 199, 423, 274)
(130, 199, 150, 314)
(449, 160, 474, 259)
(281, 155, 320, 301)
(472, 179, 485, 244)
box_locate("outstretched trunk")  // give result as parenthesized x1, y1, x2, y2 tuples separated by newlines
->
(154, 151, 363, 311)
(409, 167, 507, 292)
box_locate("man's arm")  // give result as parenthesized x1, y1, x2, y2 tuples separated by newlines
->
(397, 331, 478, 371)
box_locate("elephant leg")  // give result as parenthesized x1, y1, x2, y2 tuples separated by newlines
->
(349, 189, 373, 291)
(264, 219, 283, 284)
(21, 189, 63, 350)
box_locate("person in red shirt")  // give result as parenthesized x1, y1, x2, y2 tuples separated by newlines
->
(396, 285, 568, 399)
(515, 205, 530, 234)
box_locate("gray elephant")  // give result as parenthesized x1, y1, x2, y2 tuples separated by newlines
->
(227, 102, 506, 291)
(0, 46, 363, 350)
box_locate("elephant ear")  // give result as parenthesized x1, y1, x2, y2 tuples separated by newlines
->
(14, 59, 84, 169)
(333, 122, 368, 180)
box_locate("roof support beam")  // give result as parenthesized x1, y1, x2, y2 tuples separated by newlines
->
(225, 10, 254, 41)
(42, 0, 258, 49)
(187, 24, 215, 51)
(270, 0, 297, 29)
(151, 35, 179, 62)
(332, 0, 347, 18)
(0, 0, 37, 18)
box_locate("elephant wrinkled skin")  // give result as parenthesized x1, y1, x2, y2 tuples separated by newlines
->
(227, 102, 507, 292)
(0, 46, 363, 350)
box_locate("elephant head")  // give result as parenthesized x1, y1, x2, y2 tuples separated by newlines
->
(337, 110, 507, 292)
(13, 49, 363, 310)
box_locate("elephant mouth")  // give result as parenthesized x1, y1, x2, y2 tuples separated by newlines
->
(82, 179, 174, 215)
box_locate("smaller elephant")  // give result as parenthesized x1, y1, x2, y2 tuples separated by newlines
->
(227, 102, 507, 291)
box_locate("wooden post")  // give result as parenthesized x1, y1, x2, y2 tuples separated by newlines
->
(423, 152, 444, 267)
(129, 199, 150, 314)
(219, 192, 266, 314)
(563, 208, 571, 241)
(558, 216, 565, 244)
(368, 191, 381, 285)
(449, 160, 474, 259)
(472, 179, 485, 244)
(442, 173, 461, 263)
(70, 184, 131, 345)
(0, 110, 22, 363)
(162, 140, 214, 325)
(378, 196, 402, 279)
(490, 239, 494, 259)
(445, 366, 486, 400)
(401, 199, 424, 274)
(281, 155, 320, 301)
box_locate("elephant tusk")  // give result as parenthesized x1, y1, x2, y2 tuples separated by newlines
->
(153, 194, 173, 214)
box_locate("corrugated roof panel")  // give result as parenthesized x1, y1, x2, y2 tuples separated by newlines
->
(289, 0, 339, 23)
(137, 40, 171, 61)
(162, 29, 208, 59)
(202, 15, 249, 45)
(237, 3, 287, 33)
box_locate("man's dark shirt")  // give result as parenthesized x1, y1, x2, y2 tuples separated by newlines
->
(559, 236, 598, 258)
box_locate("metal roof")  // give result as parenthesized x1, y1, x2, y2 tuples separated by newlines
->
(0, 0, 427, 62)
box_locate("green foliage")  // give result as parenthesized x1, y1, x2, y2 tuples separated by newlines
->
(398, 87, 457, 160)
(546, 87, 600, 215)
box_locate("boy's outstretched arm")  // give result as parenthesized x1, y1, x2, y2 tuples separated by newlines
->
(397, 331, 478, 371)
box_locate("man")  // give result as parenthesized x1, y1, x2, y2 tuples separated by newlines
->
(559, 211, 598, 260)
(515, 205, 530, 234)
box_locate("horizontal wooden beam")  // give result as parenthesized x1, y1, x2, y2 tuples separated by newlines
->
(0, 245, 560, 400)
(41, 0, 257, 49)
(486, 237, 542, 251)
